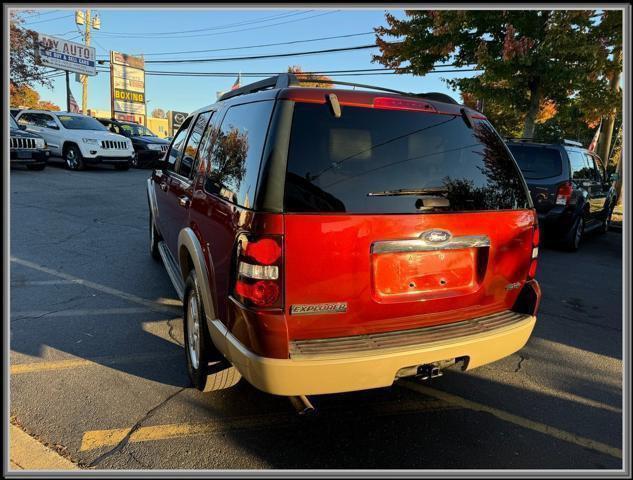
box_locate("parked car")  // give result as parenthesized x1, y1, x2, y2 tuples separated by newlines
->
(9, 114, 49, 170)
(96, 118, 170, 168)
(147, 74, 541, 398)
(15, 110, 135, 171)
(506, 138, 617, 251)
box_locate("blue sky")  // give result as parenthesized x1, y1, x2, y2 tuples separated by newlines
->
(17, 8, 478, 114)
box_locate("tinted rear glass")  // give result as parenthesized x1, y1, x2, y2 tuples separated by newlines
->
(284, 103, 530, 214)
(507, 144, 563, 179)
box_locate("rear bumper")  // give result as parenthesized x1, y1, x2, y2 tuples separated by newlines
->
(209, 311, 536, 396)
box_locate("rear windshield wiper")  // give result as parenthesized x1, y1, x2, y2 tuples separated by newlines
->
(367, 187, 448, 197)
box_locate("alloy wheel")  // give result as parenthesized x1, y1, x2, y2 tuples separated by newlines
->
(66, 149, 78, 169)
(187, 292, 201, 370)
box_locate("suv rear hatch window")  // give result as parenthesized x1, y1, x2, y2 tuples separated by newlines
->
(284, 103, 529, 214)
(507, 144, 563, 180)
(282, 100, 535, 341)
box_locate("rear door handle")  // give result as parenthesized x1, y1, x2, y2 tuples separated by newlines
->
(178, 196, 190, 208)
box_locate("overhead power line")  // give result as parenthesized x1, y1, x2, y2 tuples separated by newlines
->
(21, 14, 73, 25)
(97, 44, 380, 64)
(91, 66, 480, 77)
(19, 9, 62, 17)
(94, 10, 312, 36)
(91, 10, 339, 39)
(95, 31, 375, 58)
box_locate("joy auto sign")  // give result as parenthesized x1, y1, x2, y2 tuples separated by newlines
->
(36, 33, 97, 76)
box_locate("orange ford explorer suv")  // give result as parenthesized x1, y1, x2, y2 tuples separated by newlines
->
(147, 74, 541, 398)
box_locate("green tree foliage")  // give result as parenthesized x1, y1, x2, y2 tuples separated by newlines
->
(373, 10, 622, 140)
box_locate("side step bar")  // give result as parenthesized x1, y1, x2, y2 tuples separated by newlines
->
(158, 241, 185, 301)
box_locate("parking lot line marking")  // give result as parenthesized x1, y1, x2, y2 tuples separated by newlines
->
(10, 257, 179, 314)
(11, 280, 78, 287)
(12, 307, 158, 319)
(156, 297, 182, 307)
(398, 379, 622, 459)
(11, 352, 182, 375)
(79, 398, 455, 451)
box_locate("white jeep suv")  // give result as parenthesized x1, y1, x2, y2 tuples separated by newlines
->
(15, 110, 135, 171)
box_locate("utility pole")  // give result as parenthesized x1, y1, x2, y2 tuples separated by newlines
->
(75, 9, 100, 114)
(82, 9, 90, 114)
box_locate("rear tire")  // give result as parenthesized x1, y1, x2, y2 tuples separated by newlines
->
(149, 211, 161, 261)
(599, 206, 613, 234)
(563, 216, 583, 252)
(64, 144, 85, 171)
(183, 270, 240, 392)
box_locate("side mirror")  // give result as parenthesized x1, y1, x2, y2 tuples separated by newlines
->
(609, 173, 619, 182)
(45, 121, 59, 130)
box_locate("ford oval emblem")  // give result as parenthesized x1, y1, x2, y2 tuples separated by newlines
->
(421, 229, 452, 243)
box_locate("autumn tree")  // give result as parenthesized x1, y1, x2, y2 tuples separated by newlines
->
(288, 65, 333, 88)
(151, 108, 166, 119)
(373, 10, 622, 140)
(10, 83, 60, 110)
(10, 11, 52, 89)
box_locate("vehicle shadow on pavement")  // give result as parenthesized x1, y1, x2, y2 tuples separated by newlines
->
(10, 310, 192, 388)
(170, 361, 622, 469)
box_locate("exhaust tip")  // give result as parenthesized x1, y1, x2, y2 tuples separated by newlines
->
(289, 395, 315, 415)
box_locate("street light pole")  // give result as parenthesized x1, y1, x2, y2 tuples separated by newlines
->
(65, 71, 70, 111)
(145, 99, 150, 127)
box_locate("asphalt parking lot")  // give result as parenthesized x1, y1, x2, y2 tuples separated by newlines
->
(9, 162, 623, 470)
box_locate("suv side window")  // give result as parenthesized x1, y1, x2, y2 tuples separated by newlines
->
(205, 101, 274, 207)
(34, 113, 55, 128)
(568, 150, 592, 180)
(587, 153, 604, 183)
(17, 113, 34, 126)
(177, 111, 212, 179)
(166, 116, 192, 171)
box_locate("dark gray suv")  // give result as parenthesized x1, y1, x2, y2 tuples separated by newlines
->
(507, 139, 617, 251)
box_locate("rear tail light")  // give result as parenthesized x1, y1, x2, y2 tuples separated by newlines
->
(234, 235, 283, 309)
(528, 224, 540, 279)
(555, 182, 572, 206)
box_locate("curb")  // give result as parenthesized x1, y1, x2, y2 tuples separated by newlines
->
(9, 424, 80, 471)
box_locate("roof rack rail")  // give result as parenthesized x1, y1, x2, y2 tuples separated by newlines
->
(295, 77, 410, 96)
(505, 137, 587, 148)
(218, 73, 299, 101)
(217, 74, 462, 105)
